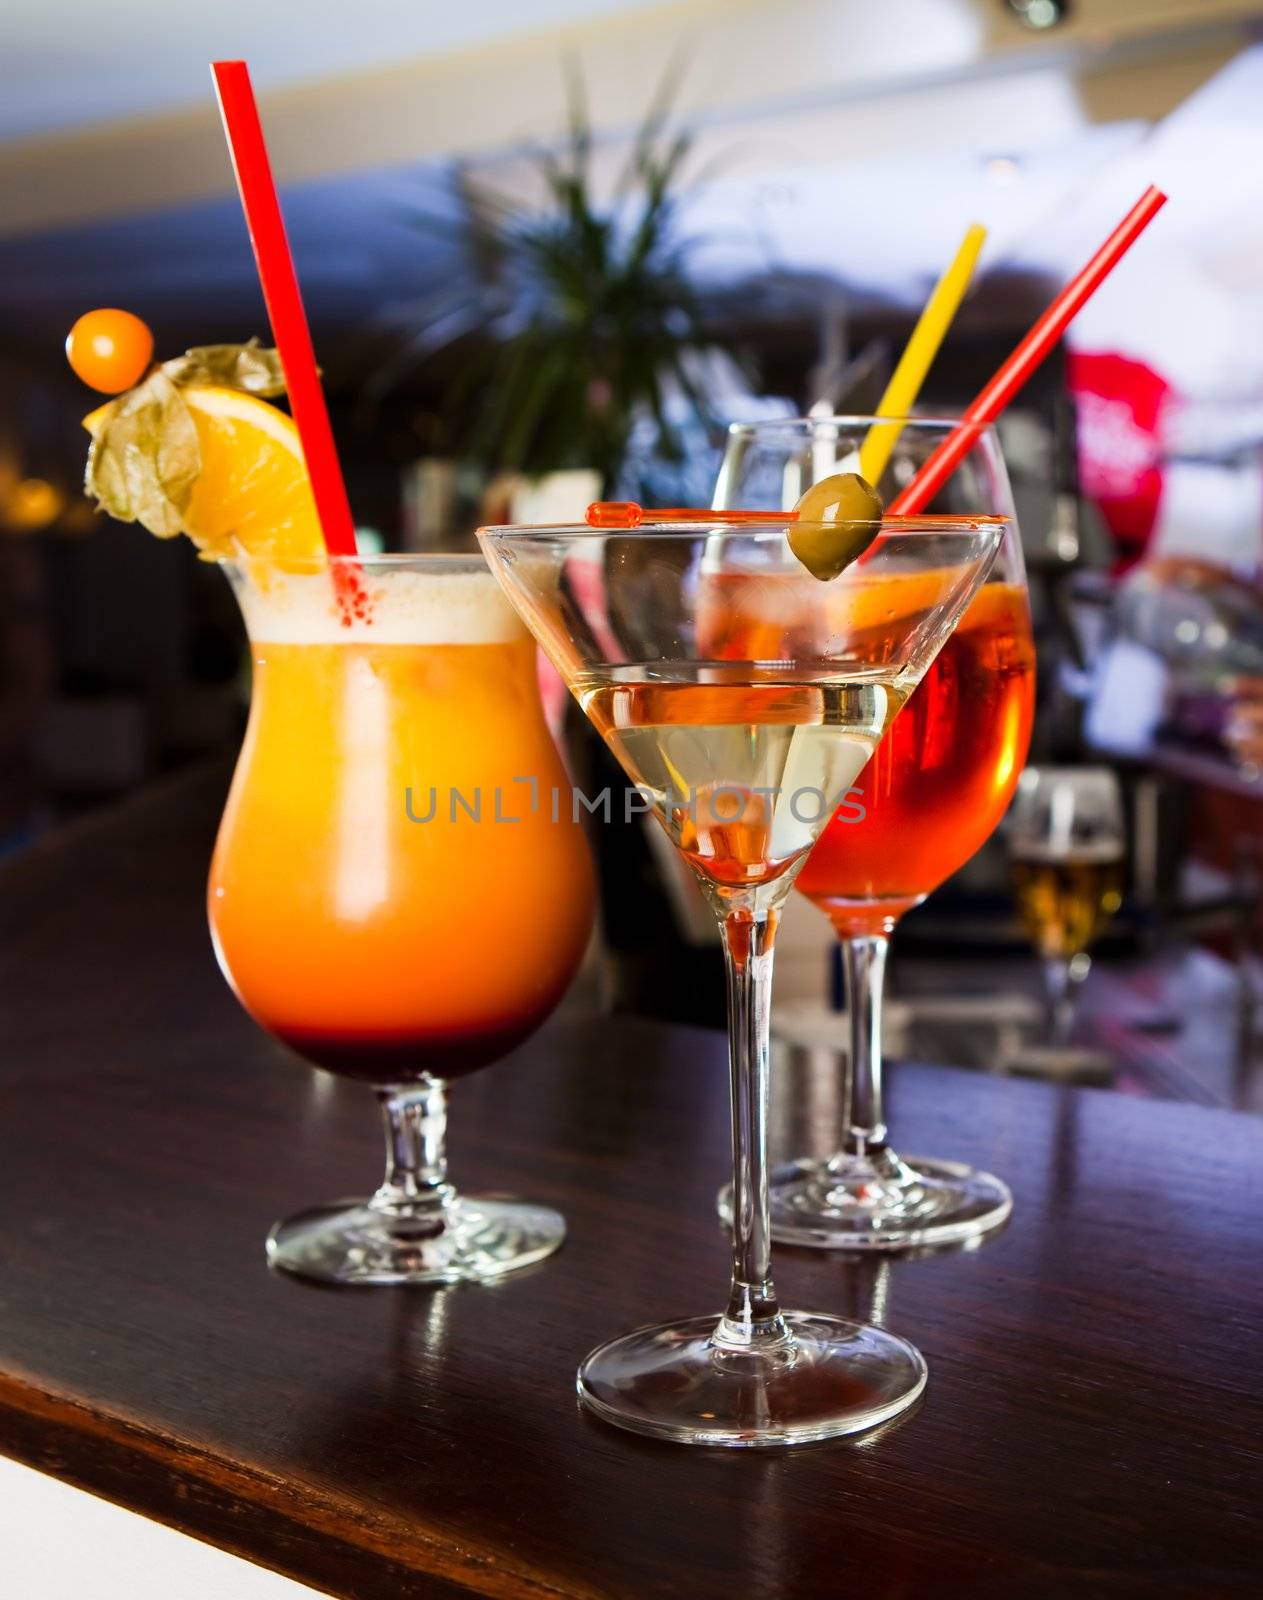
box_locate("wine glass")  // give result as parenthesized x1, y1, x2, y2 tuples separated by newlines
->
(479, 510, 1004, 1446)
(714, 416, 1034, 1250)
(210, 554, 595, 1284)
(1008, 766, 1125, 1044)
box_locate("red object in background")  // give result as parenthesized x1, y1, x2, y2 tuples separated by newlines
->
(1068, 350, 1173, 570)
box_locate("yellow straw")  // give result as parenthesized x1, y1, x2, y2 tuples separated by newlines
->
(858, 222, 987, 487)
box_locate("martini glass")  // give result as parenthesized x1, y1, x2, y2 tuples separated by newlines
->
(479, 511, 1004, 1446)
(714, 417, 1033, 1251)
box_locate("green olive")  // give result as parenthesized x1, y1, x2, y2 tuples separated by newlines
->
(789, 472, 884, 581)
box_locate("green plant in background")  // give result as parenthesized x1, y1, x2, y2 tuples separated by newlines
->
(376, 70, 715, 493)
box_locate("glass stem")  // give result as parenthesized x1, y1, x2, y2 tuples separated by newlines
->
(1044, 957, 1079, 1046)
(371, 1077, 454, 1231)
(843, 934, 890, 1158)
(715, 906, 791, 1354)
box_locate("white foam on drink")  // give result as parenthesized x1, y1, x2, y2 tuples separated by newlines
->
(233, 566, 525, 646)
(1010, 841, 1124, 865)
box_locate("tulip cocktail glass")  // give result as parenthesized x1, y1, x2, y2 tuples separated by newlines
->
(210, 554, 595, 1286)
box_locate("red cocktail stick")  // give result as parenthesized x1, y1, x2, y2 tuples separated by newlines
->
(587, 502, 794, 529)
(585, 502, 1006, 530)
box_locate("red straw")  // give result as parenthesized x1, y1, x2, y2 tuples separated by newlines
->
(890, 185, 1167, 516)
(211, 61, 357, 557)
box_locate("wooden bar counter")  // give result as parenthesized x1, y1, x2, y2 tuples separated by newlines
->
(0, 765, 1259, 1597)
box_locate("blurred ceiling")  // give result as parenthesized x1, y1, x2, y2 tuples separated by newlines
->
(2, 0, 1258, 237)
(0, 0, 665, 142)
(1, 0, 1262, 398)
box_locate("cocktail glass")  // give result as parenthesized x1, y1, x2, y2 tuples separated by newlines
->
(478, 511, 1003, 1445)
(714, 417, 1034, 1251)
(210, 554, 595, 1285)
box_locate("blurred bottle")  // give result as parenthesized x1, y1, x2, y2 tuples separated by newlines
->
(1117, 560, 1263, 673)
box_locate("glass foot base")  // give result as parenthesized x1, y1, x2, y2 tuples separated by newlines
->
(728, 1150, 1011, 1252)
(267, 1195, 565, 1286)
(577, 1312, 926, 1447)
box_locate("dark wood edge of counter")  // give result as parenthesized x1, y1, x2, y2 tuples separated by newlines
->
(0, 1370, 582, 1600)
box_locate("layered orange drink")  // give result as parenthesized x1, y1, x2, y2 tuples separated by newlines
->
(209, 558, 595, 1082)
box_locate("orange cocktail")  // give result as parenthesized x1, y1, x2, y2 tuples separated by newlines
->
(697, 565, 1033, 922)
(211, 560, 592, 1081)
(210, 554, 594, 1284)
(699, 528, 1032, 1254)
(796, 580, 1035, 931)
(697, 413, 1042, 1255)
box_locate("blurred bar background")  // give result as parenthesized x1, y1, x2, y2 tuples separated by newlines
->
(2, 0, 1261, 1105)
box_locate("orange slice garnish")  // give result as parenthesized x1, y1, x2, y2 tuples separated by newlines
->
(85, 385, 322, 566)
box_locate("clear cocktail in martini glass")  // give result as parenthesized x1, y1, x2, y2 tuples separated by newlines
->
(479, 511, 1003, 1446)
